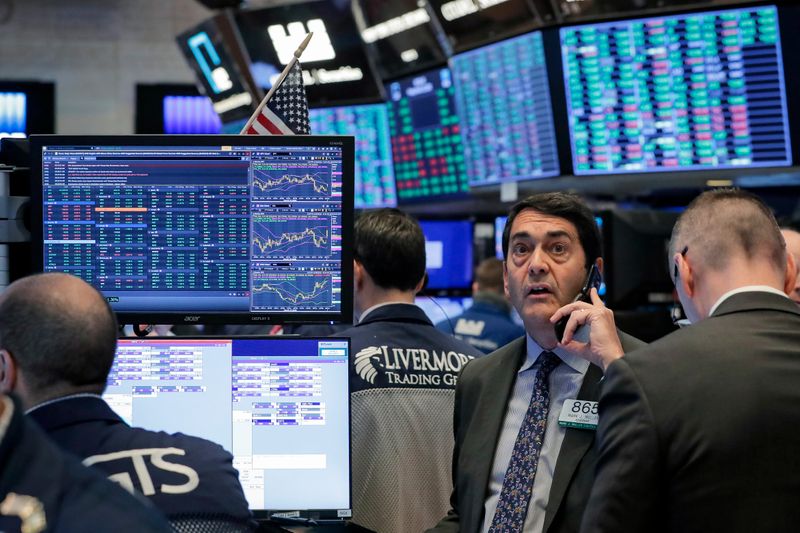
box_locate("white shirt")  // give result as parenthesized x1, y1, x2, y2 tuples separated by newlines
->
(708, 285, 789, 317)
(482, 336, 591, 533)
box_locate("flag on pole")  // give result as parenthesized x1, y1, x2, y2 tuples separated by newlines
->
(241, 33, 312, 135)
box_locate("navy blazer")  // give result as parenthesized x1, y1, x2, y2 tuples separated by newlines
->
(28, 396, 252, 525)
(0, 395, 171, 533)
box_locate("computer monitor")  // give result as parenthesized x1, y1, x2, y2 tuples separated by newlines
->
(386, 68, 469, 202)
(309, 104, 397, 208)
(560, 5, 792, 175)
(135, 84, 223, 134)
(414, 295, 473, 326)
(0, 81, 55, 139)
(451, 31, 560, 186)
(30, 135, 354, 325)
(106, 336, 351, 519)
(494, 216, 507, 259)
(352, 0, 449, 81)
(420, 220, 473, 290)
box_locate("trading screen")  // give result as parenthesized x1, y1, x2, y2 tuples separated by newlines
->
(386, 68, 469, 201)
(561, 5, 791, 174)
(40, 142, 346, 317)
(309, 104, 397, 208)
(452, 31, 560, 185)
(105, 337, 351, 513)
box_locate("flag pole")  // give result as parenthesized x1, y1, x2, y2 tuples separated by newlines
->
(240, 32, 313, 134)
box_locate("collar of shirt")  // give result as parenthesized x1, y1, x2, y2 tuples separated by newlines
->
(25, 393, 105, 416)
(358, 301, 416, 323)
(708, 285, 789, 317)
(523, 335, 590, 375)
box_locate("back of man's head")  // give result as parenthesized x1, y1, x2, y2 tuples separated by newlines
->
(353, 208, 426, 291)
(501, 192, 602, 269)
(670, 189, 786, 277)
(0, 273, 118, 402)
(474, 258, 504, 293)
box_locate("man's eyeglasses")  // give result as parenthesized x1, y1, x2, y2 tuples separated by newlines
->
(671, 246, 690, 327)
(672, 246, 688, 285)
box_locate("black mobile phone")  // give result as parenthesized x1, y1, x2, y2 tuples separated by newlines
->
(554, 264, 602, 342)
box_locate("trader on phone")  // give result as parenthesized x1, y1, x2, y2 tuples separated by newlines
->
(429, 192, 643, 533)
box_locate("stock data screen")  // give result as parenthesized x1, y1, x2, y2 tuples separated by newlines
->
(309, 104, 397, 208)
(105, 337, 351, 514)
(452, 31, 560, 186)
(386, 68, 469, 202)
(561, 6, 792, 174)
(39, 141, 347, 319)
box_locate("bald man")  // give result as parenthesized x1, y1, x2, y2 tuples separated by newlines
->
(580, 190, 800, 533)
(0, 273, 254, 531)
(780, 226, 800, 305)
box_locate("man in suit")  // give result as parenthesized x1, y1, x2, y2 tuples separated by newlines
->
(580, 189, 800, 533)
(430, 192, 644, 533)
(338, 208, 483, 533)
(0, 273, 255, 531)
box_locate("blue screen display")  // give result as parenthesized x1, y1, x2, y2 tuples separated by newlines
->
(163, 95, 222, 134)
(420, 220, 473, 289)
(0, 92, 26, 139)
(105, 337, 351, 514)
(561, 5, 792, 174)
(309, 104, 397, 209)
(451, 31, 560, 185)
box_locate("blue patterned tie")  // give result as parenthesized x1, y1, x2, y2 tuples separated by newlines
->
(489, 351, 561, 532)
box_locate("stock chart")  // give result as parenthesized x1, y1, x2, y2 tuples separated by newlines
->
(309, 104, 397, 208)
(250, 268, 337, 311)
(561, 5, 792, 174)
(451, 31, 560, 186)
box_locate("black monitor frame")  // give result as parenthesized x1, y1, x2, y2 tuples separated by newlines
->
(29, 134, 355, 326)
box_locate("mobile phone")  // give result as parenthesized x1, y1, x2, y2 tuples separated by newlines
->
(554, 264, 602, 342)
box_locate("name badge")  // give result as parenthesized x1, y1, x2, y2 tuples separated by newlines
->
(558, 399, 599, 430)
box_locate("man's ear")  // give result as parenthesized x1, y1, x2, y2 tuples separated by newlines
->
(784, 252, 798, 296)
(0, 350, 17, 394)
(354, 259, 364, 290)
(675, 251, 695, 297)
(595, 257, 604, 278)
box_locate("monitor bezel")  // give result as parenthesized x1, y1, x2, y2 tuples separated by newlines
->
(29, 134, 355, 326)
(115, 334, 353, 520)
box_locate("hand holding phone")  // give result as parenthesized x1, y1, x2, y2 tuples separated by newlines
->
(554, 264, 602, 342)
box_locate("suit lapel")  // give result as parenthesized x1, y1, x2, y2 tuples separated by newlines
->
(543, 363, 603, 533)
(466, 338, 527, 531)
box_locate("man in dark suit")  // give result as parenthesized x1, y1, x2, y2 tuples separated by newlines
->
(430, 193, 644, 533)
(0, 273, 254, 532)
(580, 189, 800, 533)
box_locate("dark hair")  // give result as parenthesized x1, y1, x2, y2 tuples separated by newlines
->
(353, 208, 426, 291)
(0, 274, 119, 394)
(502, 192, 602, 269)
(474, 257, 504, 292)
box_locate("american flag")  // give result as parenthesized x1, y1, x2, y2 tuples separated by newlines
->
(245, 61, 310, 135)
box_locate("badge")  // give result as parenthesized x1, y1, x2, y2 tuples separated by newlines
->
(558, 399, 598, 430)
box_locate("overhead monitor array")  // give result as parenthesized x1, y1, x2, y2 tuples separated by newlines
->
(171, 4, 796, 204)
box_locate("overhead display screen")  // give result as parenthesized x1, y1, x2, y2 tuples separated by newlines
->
(386, 68, 468, 202)
(452, 31, 560, 186)
(235, 1, 384, 107)
(309, 104, 397, 208)
(560, 5, 792, 175)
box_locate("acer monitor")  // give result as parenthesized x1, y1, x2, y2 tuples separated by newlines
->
(106, 336, 352, 520)
(29, 134, 354, 325)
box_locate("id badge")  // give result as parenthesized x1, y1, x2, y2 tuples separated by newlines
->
(558, 399, 598, 430)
